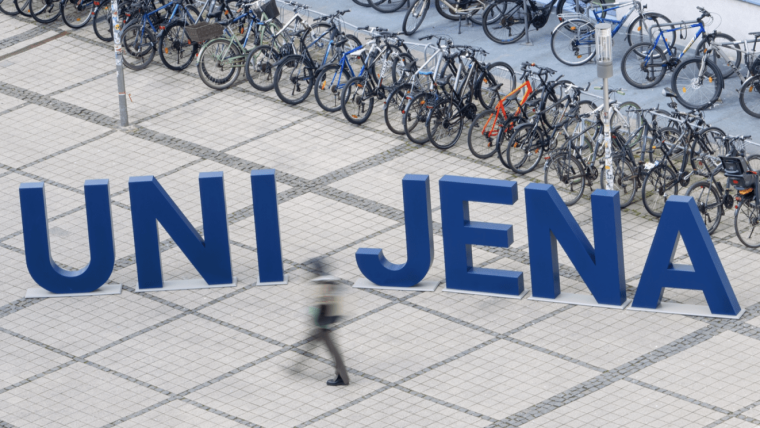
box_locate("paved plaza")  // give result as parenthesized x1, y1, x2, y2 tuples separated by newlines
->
(3, 2, 760, 427)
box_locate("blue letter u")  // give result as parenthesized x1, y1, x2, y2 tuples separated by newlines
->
(19, 180, 115, 294)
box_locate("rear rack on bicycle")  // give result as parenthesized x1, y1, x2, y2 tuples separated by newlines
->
(557, 13, 592, 23)
(185, 23, 223, 43)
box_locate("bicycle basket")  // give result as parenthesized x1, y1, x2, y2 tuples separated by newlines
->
(252, 0, 279, 20)
(185, 23, 223, 43)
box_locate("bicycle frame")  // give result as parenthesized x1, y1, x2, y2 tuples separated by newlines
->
(320, 44, 363, 94)
(649, 20, 705, 60)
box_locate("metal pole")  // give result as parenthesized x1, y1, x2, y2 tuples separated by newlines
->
(521, 0, 532, 46)
(111, 0, 129, 127)
(595, 23, 613, 190)
(602, 78, 613, 190)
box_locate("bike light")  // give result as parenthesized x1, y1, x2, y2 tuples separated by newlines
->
(734, 180, 740, 184)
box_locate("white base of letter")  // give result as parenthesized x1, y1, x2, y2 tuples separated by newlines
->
(353, 278, 440, 292)
(25, 282, 123, 298)
(256, 274, 289, 286)
(135, 277, 237, 292)
(444, 287, 528, 299)
(528, 292, 631, 309)
(627, 302, 745, 319)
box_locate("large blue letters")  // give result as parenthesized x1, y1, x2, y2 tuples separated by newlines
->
(129, 173, 232, 289)
(632, 195, 741, 316)
(439, 176, 523, 296)
(525, 184, 626, 306)
(250, 169, 286, 284)
(356, 174, 434, 286)
(19, 180, 115, 294)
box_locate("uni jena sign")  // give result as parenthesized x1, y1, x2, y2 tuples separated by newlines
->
(18, 171, 744, 319)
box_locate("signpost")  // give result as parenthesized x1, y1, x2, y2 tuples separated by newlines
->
(111, 0, 129, 127)
(596, 23, 613, 190)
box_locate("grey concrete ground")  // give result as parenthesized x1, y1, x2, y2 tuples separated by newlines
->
(3, 2, 760, 427)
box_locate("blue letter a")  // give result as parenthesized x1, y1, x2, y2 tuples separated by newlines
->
(632, 195, 741, 316)
(356, 174, 433, 286)
(525, 184, 626, 306)
(129, 172, 232, 289)
(19, 180, 115, 294)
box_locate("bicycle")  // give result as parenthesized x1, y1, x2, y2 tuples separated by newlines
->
(550, 0, 674, 66)
(402, 0, 500, 36)
(481, 0, 558, 45)
(700, 32, 760, 118)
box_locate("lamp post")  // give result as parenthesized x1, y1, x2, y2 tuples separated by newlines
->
(596, 23, 613, 190)
(111, 0, 129, 127)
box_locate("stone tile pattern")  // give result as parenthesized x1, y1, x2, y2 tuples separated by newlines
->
(2, 9, 760, 428)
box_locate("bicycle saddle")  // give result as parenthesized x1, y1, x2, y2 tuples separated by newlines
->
(662, 87, 678, 98)
(750, 31, 760, 36)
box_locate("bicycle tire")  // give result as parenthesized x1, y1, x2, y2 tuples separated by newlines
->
(403, 0, 428, 35)
(30, 0, 60, 23)
(544, 150, 586, 206)
(740, 75, 760, 119)
(621, 42, 667, 89)
(315, 64, 351, 112)
(735, 199, 760, 248)
(476, 61, 516, 110)
(0, 0, 20, 15)
(468, 108, 500, 159)
(626, 13, 674, 49)
(369, 0, 406, 13)
(695, 32, 741, 80)
(404, 92, 434, 144)
(198, 40, 243, 90)
(600, 156, 637, 208)
(121, 22, 157, 71)
(434, 0, 458, 20)
(341, 76, 375, 125)
(244, 44, 279, 92)
(61, 0, 93, 28)
(671, 58, 722, 110)
(13, 0, 31, 16)
(92, 1, 113, 42)
(551, 20, 596, 66)
(273, 54, 314, 104)
(506, 123, 546, 174)
(427, 99, 464, 150)
(482, 0, 528, 45)
(159, 21, 197, 71)
(352, 0, 371, 6)
(686, 180, 722, 234)
(384, 83, 412, 135)
(641, 163, 678, 217)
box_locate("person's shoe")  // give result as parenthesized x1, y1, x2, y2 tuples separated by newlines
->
(327, 375, 347, 386)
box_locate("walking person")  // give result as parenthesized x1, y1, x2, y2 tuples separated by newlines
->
(308, 260, 350, 386)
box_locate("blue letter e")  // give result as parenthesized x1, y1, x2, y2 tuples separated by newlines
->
(356, 174, 433, 287)
(129, 173, 233, 289)
(19, 180, 115, 294)
(440, 176, 523, 296)
(632, 195, 741, 316)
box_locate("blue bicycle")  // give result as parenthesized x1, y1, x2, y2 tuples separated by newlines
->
(550, 0, 673, 66)
(313, 39, 365, 112)
(620, 6, 738, 104)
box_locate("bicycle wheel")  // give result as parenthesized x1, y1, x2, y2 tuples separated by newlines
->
(427, 99, 464, 150)
(403, 0, 428, 35)
(686, 180, 722, 234)
(92, 1, 113, 42)
(30, 0, 59, 23)
(315, 64, 351, 112)
(626, 13, 674, 49)
(352, 0, 371, 6)
(472, 0, 503, 25)
(13, 0, 31, 16)
(735, 199, 760, 248)
(544, 150, 586, 206)
(403, 92, 434, 144)
(671, 58, 722, 110)
(198, 40, 243, 90)
(740, 75, 760, 119)
(369, 0, 406, 13)
(121, 22, 157, 71)
(273, 54, 314, 104)
(244, 45, 279, 92)
(641, 163, 678, 217)
(621, 42, 667, 89)
(506, 123, 545, 174)
(476, 61, 516, 109)
(61, 0, 93, 28)
(468, 108, 501, 159)
(695, 33, 741, 80)
(0, 0, 20, 15)
(384, 83, 412, 135)
(551, 20, 596, 66)
(159, 21, 197, 71)
(482, 0, 528, 45)
(341, 76, 375, 125)
(434, 0, 458, 20)
(600, 156, 637, 208)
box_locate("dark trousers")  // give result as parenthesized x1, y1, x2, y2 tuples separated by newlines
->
(317, 328, 349, 384)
